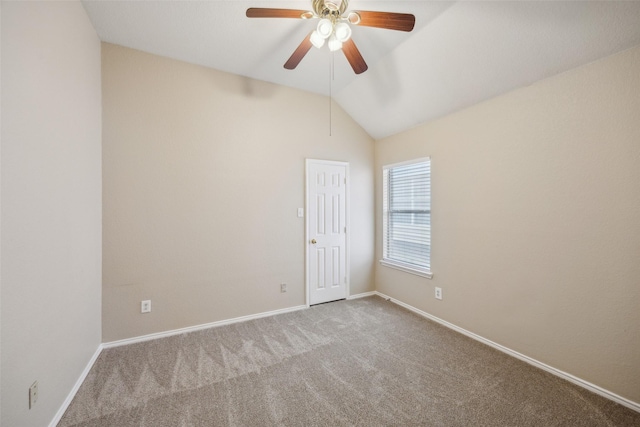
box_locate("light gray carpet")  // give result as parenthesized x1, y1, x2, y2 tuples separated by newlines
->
(58, 296, 640, 426)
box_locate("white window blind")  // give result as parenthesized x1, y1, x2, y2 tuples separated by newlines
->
(382, 158, 431, 277)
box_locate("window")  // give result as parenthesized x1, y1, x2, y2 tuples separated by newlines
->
(381, 158, 432, 278)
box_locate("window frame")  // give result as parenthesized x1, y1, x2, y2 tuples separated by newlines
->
(380, 157, 433, 279)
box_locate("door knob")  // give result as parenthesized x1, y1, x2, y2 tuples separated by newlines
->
(311, 239, 317, 244)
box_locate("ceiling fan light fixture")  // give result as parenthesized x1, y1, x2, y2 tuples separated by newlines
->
(247, 0, 415, 74)
(334, 22, 352, 42)
(316, 18, 333, 39)
(310, 30, 326, 48)
(328, 34, 342, 52)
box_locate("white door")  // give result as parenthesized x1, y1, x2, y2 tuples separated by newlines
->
(306, 159, 348, 305)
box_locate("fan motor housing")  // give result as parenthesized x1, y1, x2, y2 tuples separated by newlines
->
(313, 0, 348, 18)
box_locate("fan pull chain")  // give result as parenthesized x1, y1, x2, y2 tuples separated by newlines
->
(329, 52, 335, 136)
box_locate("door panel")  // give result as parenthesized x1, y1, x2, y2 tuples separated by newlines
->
(307, 160, 348, 305)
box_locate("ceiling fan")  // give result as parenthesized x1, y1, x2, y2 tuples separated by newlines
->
(246, 0, 415, 74)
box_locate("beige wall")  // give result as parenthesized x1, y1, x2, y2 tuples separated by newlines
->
(102, 44, 375, 342)
(375, 45, 640, 404)
(1, 2, 103, 426)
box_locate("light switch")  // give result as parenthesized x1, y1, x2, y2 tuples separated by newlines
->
(297, 208, 304, 218)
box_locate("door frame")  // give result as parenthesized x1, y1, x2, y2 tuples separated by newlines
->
(305, 159, 350, 307)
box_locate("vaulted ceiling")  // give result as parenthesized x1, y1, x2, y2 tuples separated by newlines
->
(82, 0, 640, 139)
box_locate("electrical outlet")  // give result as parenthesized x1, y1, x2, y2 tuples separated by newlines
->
(280, 283, 287, 293)
(435, 287, 443, 300)
(29, 381, 38, 409)
(141, 300, 151, 313)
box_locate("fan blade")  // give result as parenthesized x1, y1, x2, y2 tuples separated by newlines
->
(353, 10, 415, 32)
(284, 33, 313, 70)
(246, 8, 310, 19)
(342, 39, 368, 74)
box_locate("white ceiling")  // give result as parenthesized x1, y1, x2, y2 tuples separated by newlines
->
(82, 0, 640, 139)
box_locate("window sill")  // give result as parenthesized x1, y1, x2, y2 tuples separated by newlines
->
(379, 259, 433, 279)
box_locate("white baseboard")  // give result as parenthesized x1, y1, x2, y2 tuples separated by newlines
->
(347, 291, 377, 300)
(374, 291, 640, 413)
(103, 304, 308, 349)
(49, 344, 104, 427)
